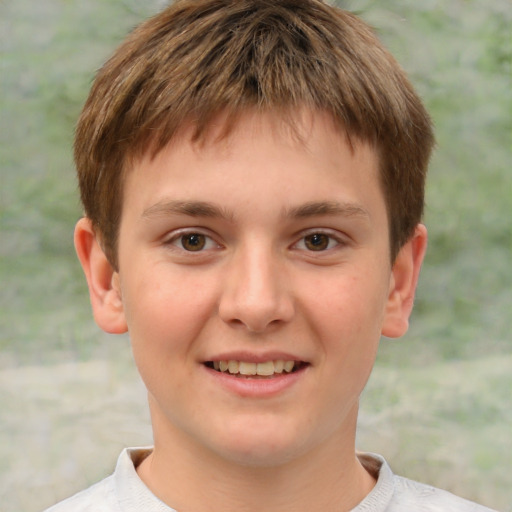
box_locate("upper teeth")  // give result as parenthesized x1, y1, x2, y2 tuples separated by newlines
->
(213, 360, 296, 376)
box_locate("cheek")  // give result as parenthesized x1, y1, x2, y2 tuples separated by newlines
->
(305, 273, 387, 384)
(313, 275, 387, 334)
(121, 270, 218, 362)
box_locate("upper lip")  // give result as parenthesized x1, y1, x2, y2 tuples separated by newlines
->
(203, 351, 308, 364)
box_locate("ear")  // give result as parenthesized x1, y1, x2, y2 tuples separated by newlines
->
(74, 217, 128, 334)
(381, 224, 427, 338)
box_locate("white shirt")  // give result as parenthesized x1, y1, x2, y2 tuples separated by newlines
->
(44, 448, 497, 512)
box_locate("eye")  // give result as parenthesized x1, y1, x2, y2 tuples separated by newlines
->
(304, 233, 330, 251)
(181, 233, 207, 251)
(167, 231, 219, 252)
(295, 232, 342, 252)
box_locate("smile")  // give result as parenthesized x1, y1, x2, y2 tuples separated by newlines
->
(205, 360, 306, 377)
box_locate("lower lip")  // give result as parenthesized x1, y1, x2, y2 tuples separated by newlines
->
(203, 365, 308, 398)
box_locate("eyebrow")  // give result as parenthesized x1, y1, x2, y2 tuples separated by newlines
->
(141, 199, 370, 222)
(142, 200, 233, 221)
(285, 201, 370, 220)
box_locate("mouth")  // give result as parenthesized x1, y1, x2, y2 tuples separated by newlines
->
(204, 360, 308, 378)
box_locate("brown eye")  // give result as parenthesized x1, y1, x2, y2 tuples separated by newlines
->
(304, 233, 330, 251)
(181, 233, 206, 251)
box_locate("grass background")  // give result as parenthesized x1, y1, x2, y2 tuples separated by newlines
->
(1, 0, 510, 510)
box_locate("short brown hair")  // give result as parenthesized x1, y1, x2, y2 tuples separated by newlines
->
(75, 0, 434, 267)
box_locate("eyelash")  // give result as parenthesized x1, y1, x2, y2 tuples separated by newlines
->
(292, 230, 345, 252)
(164, 228, 345, 254)
(165, 229, 221, 252)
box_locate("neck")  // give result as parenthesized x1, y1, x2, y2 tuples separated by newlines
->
(137, 402, 376, 512)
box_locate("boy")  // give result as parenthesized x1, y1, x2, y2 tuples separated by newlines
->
(46, 0, 496, 510)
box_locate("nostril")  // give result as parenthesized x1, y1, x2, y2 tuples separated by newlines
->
(217, 272, 294, 332)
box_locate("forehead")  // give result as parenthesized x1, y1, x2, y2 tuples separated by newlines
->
(134, 107, 375, 168)
(122, 109, 385, 223)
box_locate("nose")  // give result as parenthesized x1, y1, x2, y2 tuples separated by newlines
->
(218, 244, 294, 333)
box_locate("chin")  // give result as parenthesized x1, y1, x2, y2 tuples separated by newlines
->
(208, 420, 312, 468)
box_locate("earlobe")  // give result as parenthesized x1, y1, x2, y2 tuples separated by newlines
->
(381, 224, 427, 339)
(74, 217, 128, 334)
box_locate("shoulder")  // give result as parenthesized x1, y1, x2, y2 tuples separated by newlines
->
(42, 447, 158, 512)
(355, 452, 497, 512)
(390, 475, 498, 512)
(42, 475, 117, 512)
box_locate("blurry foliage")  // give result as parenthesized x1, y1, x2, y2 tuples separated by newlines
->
(1, 0, 511, 364)
(0, 0, 165, 360)
(342, 0, 512, 363)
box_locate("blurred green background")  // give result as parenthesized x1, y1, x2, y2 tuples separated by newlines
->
(0, 1, 510, 510)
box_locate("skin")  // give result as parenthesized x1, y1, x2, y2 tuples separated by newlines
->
(75, 109, 427, 512)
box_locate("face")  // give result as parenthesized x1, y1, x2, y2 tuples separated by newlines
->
(94, 110, 417, 468)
